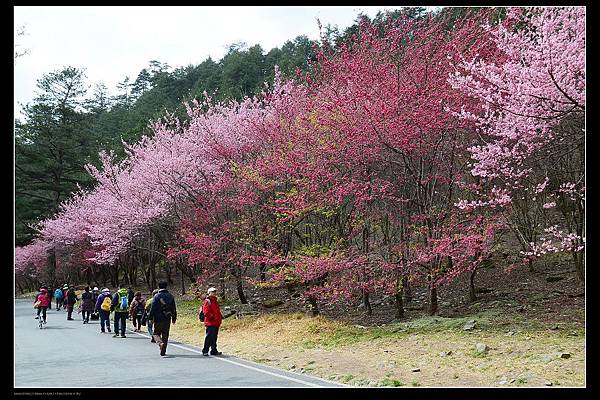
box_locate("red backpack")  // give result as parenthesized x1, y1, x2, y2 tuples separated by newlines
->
(37, 293, 50, 307)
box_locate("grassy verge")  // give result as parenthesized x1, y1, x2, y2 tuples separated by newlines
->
(167, 301, 585, 387)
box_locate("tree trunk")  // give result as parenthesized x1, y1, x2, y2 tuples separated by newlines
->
(402, 276, 412, 303)
(528, 257, 535, 273)
(469, 269, 477, 302)
(363, 290, 372, 316)
(573, 250, 584, 283)
(395, 277, 404, 319)
(113, 262, 120, 287)
(236, 277, 247, 304)
(165, 263, 173, 285)
(181, 266, 185, 295)
(429, 286, 438, 315)
(307, 294, 319, 316)
(219, 269, 226, 302)
(260, 262, 267, 282)
(152, 262, 157, 290)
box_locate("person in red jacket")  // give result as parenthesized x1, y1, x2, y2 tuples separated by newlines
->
(34, 287, 51, 324)
(201, 287, 223, 356)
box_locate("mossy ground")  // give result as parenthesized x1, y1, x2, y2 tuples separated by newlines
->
(167, 300, 585, 387)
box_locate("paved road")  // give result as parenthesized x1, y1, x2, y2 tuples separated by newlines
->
(14, 299, 344, 388)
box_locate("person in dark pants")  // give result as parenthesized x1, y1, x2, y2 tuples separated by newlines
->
(64, 286, 78, 320)
(34, 287, 51, 324)
(129, 291, 146, 332)
(201, 287, 223, 356)
(61, 284, 69, 311)
(145, 289, 159, 342)
(111, 285, 130, 338)
(44, 284, 54, 311)
(127, 286, 135, 320)
(148, 281, 177, 356)
(54, 287, 64, 310)
(95, 288, 112, 333)
(80, 286, 94, 324)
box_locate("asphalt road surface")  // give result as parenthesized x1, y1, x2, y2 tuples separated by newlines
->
(14, 299, 344, 388)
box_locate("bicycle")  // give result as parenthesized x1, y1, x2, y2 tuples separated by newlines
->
(37, 307, 47, 329)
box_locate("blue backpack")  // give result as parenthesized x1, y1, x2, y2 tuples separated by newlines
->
(119, 293, 129, 310)
(55, 289, 63, 299)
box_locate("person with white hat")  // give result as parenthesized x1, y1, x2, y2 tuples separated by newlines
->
(94, 288, 112, 333)
(90, 287, 100, 320)
(201, 287, 223, 356)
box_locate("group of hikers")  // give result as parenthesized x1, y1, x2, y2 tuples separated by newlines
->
(33, 282, 224, 357)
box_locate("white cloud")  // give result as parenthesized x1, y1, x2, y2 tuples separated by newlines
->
(14, 6, 418, 118)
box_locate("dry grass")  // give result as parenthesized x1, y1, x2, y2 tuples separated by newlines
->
(168, 302, 585, 387)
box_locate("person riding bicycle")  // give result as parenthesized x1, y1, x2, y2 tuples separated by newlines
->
(34, 288, 51, 325)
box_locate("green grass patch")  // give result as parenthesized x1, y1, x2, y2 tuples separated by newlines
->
(380, 378, 405, 387)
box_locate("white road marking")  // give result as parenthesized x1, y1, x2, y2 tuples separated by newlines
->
(129, 329, 333, 387)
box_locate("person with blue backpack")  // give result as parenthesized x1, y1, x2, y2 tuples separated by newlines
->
(54, 287, 64, 310)
(111, 285, 129, 338)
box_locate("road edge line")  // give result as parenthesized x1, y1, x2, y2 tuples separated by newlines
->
(128, 329, 344, 388)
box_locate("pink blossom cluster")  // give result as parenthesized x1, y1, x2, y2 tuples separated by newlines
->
(521, 225, 585, 258)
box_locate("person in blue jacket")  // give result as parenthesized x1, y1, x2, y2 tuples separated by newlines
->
(54, 287, 64, 310)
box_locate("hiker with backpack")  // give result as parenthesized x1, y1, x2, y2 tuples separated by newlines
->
(148, 281, 177, 356)
(111, 285, 130, 338)
(95, 288, 112, 333)
(129, 291, 146, 332)
(64, 285, 78, 320)
(200, 287, 223, 356)
(127, 286, 135, 320)
(54, 287, 64, 310)
(45, 284, 54, 310)
(80, 286, 95, 324)
(144, 289, 159, 342)
(90, 287, 100, 321)
(34, 287, 51, 324)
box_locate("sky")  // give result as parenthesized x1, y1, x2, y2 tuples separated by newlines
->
(14, 6, 438, 119)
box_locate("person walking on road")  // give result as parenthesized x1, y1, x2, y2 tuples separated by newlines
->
(54, 287, 64, 311)
(91, 287, 100, 304)
(111, 285, 130, 338)
(64, 285, 78, 320)
(145, 289, 159, 342)
(95, 288, 112, 333)
(148, 281, 177, 356)
(129, 291, 146, 332)
(62, 284, 69, 311)
(127, 286, 135, 320)
(91, 287, 100, 320)
(201, 287, 223, 356)
(34, 287, 51, 324)
(45, 284, 54, 311)
(80, 286, 95, 324)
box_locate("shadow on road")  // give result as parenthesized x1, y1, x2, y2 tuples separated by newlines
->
(161, 354, 206, 359)
(39, 326, 75, 330)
